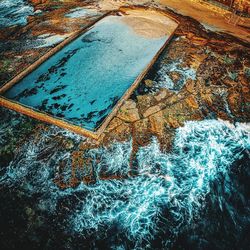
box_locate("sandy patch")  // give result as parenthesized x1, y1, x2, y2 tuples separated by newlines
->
(121, 9, 178, 38)
(98, 0, 250, 42)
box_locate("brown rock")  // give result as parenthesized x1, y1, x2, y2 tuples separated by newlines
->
(103, 123, 131, 144)
(134, 118, 149, 134)
(185, 79, 195, 93)
(242, 86, 250, 103)
(191, 36, 208, 46)
(190, 111, 204, 121)
(169, 71, 181, 83)
(228, 92, 241, 114)
(238, 74, 249, 87)
(186, 32, 195, 39)
(189, 53, 208, 70)
(223, 77, 238, 87)
(144, 79, 154, 87)
(29, 0, 47, 5)
(149, 111, 165, 136)
(106, 117, 123, 132)
(137, 94, 157, 114)
(185, 95, 199, 109)
(217, 111, 231, 121)
(199, 86, 214, 107)
(154, 89, 168, 102)
(133, 119, 151, 146)
(117, 100, 140, 122)
(143, 104, 163, 118)
(167, 116, 180, 129)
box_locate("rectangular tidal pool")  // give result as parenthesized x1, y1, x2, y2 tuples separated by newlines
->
(2, 10, 178, 132)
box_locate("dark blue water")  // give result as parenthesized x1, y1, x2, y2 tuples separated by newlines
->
(3, 15, 168, 130)
(0, 118, 249, 249)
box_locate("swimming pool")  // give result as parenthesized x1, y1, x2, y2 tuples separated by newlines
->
(0, 9, 178, 138)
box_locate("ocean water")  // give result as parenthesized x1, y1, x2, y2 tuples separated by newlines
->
(3, 15, 168, 130)
(154, 60, 196, 91)
(0, 119, 249, 249)
(0, 0, 34, 28)
(1, 3, 250, 249)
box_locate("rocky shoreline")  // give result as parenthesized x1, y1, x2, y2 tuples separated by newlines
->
(0, 1, 249, 249)
(0, 1, 249, 159)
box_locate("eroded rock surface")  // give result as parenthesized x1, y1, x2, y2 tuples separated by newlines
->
(0, 0, 249, 156)
(0, 1, 249, 249)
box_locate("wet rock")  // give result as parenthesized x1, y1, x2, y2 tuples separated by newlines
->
(137, 94, 156, 114)
(228, 91, 242, 115)
(117, 99, 140, 122)
(185, 95, 199, 110)
(190, 35, 208, 46)
(25, 207, 35, 218)
(143, 104, 163, 118)
(149, 111, 165, 136)
(133, 118, 151, 146)
(63, 139, 74, 150)
(165, 37, 190, 62)
(197, 55, 227, 83)
(166, 116, 181, 129)
(154, 89, 169, 102)
(103, 122, 131, 144)
(144, 79, 154, 87)
(106, 117, 123, 132)
(189, 53, 208, 70)
(184, 79, 196, 93)
(168, 71, 182, 83)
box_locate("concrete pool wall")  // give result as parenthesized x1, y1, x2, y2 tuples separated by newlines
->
(0, 7, 179, 140)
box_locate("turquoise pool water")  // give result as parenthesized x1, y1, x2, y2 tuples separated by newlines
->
(3, 15, 168, 130)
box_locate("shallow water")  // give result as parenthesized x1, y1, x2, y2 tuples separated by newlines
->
(3, 15, 168, 130)
(0, 0, 33, 28)
(34, 33, 70, 48)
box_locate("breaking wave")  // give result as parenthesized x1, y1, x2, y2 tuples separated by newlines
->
(0, 0, 34, 28)
(0, 119, 249, 249)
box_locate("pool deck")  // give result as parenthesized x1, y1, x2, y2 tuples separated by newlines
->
(0, 7, 179, 140)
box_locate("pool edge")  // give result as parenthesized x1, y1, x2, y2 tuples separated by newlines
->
(0, 10, 113, 95)
(0, 96, 100, 139)
(0, 7, 180, 140)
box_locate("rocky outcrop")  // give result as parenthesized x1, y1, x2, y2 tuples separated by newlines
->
(29, 0, 48, 4)
(234, 0, 250, 14)
(117, 100, 140, 122)
(0, 0, 249, 153)
(28, 0, 48, 6)
(149, 111, 165, 135)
